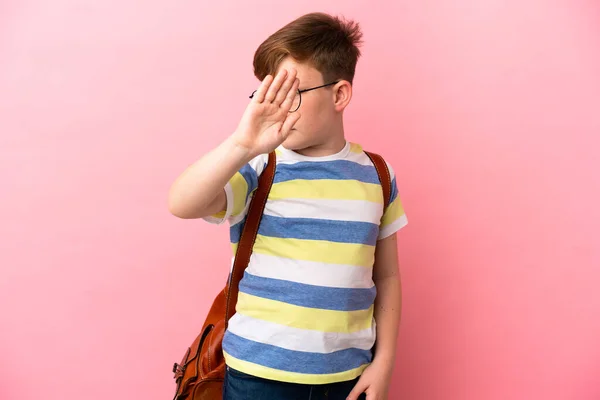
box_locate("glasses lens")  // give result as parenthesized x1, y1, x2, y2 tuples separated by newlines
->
(290, 90, 301, 112)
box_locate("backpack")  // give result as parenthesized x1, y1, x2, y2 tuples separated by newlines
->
(172, 150, 392, 400)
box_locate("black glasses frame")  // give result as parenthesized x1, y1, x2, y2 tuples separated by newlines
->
(249, 81, 340, 112)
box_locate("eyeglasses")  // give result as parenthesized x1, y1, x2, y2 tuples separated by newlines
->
(250, 81, 340, 113)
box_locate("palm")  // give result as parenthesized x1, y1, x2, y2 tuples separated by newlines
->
(238, 101, 293, 154)
(233, 69, 301, 156)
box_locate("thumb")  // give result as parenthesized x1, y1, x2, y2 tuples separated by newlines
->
(279, 112, 301, 139)
(346, 379, 368, 400)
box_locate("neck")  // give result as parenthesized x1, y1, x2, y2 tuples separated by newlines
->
(293, 120, 346, 158)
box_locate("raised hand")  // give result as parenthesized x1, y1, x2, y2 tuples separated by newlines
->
(232, 68, 301, 157)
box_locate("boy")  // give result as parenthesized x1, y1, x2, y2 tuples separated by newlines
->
(169, 12, 407, 400)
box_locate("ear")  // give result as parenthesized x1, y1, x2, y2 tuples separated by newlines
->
(332, 80, 352, 112)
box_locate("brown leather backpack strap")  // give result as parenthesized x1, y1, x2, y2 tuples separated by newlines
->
(365, 151, 392, 211)
(224, 151, 276, 326)
(364, 150, 392, 361)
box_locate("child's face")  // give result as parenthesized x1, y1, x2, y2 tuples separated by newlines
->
(275, 57, 345, 151)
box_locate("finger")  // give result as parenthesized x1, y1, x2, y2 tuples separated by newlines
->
(279, 78, 300, 112)
(279, 112, 301, 140)
(346, 381, 368, 400)
(264, 69, 288, 103)
(252, 75, 274, 103)
(365, 390, 378, 400)
(273, 68, 297, 106)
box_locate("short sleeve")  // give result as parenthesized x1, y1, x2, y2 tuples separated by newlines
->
(202, 153, 269, 226)
(378, 161, 408, 240)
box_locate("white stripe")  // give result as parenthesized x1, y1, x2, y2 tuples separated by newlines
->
(246, 253, 374, 289)
(263, 198, 383, 224)
(249, 153, 270, 174)
(344, 150, 377, 166)
(275, 151, 375, 167)
(378, 214, 408, 239)
(227, 313, 376, 353)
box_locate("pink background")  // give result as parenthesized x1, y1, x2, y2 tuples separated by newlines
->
(1, 1, 599, 399)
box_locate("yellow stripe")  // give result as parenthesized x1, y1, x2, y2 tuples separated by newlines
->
(349, 142, 363, 154)
(230, 242, 238, 254)
(253, 235, 375, 267)
(229, 172, 249, 217)
(269, 179, 383, 203)
(224, 351, 369, 385)
(236, 292, 374, 333)
(212, 210, 226, 220)
(275, 149, 283, 157)
(381, 197, 405, 227)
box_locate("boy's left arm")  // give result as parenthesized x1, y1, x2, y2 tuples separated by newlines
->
(347, 233, 401, 400)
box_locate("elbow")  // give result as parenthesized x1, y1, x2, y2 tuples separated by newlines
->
(168, 201, 198, 220)
(167, 189, 209, 219)
(168, 195, 186, 219)
(168, 188, 192, 219)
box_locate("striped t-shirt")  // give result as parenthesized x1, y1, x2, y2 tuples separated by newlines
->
(203, 141, 408, 385)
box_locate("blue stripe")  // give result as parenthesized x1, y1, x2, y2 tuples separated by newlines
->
(389, 177, 398, 204)
(223, 331, 373, 374)
(258, 215, 379, 246)
(229, 161, 267, 244)
(230, 216, 247, 244)
(239, 163, 260, 204)
(273, 160, 380, 185)
(239, 272, 376, 311)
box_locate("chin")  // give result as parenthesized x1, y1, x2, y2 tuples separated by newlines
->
(282, 132, 309, 151)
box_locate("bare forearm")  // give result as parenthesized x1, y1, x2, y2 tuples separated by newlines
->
(168, 135, 254, 219)
(373, 274, 402, 364)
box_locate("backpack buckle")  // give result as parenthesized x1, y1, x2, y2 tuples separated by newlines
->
(172, 363, 185, 374)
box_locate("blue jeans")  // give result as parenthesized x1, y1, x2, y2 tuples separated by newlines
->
(223, 366, 367, 400)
